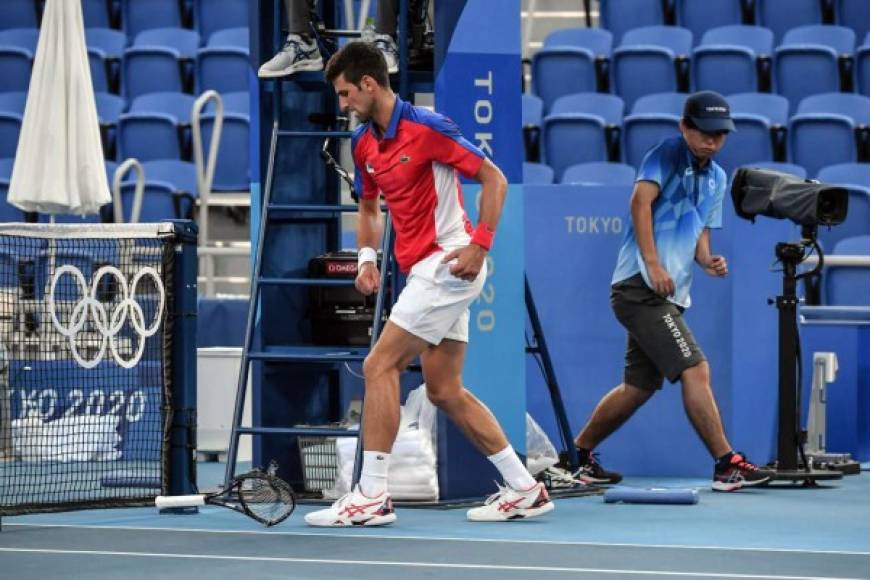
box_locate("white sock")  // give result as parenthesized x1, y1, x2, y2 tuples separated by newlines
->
(359, 450, 390, 497)
(487, 445, 537, 491)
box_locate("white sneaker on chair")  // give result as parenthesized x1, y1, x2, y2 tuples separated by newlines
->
(372, 33, 399, 74)
(258, 33, 323, 78)
(467, 482, 554, 522)
(304, 485, 396, 527)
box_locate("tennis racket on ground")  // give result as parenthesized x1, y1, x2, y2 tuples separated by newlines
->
(155, 465, 296, 527)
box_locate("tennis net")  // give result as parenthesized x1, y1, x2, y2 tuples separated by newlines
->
(0, 223, 182, 515)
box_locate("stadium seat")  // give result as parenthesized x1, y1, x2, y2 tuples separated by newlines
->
(88, 48, 111, 93)
(523, 162, 554, 185)
(196, 47, 250, 94)
(0, 1, 38, 31)
(599, 0, 665, 44)
(622, 115, 681, 169)
(561, 161, 636, 186)
(117, 181, 181, 222)
(735, 161, 807, 179)
(522, 93, 543, 162)
(693, 26, 774, 94)
(85, 28, 127, 60)
(199, 112, 250, 191)
(0, 113, 22, 159)
(817, 162, 870, 185)
(134, 28, 201, 58)
(95, 91, 125, 157)
(0, 28, 39, 54)
(123, 0, 183, 38)
(757, 0, 823, 43)
(775, 45, 842, 111)
(717, 93, 790, 174)
(215, 91, 250, 115)
(612, 26, 693, 109)
(195, 0, 249, 43)
(677, 0, 744, 43)
(532, 46, 599, 114)
(208, 27, 249, 49)
(789, 93, 870, 177)
(122, 47, 186, 99)
(544, 27, 613, 57)
(130, 92, 195, 123)
(117, 113, 184, 162)
(0, 48, 33, 93)
(836, 0, 870, 44)
(0, 92, 27, 115)
(542, 93, 624, 180)
(82, 0, 113, 29)
(783, 25, 856, 55)
(825, 235, 870, 305)
(631, 92, 687, 116)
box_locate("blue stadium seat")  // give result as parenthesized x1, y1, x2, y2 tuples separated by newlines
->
(775, 45, 842, 111)
(622, 113, 681, 169)
(693, 26, 774, 94)
(544, 27, 613, 57)
(196, 47, 250, 94)
(757, 0, 823, 43)
(717, 93, 790, 175)
(817, 162, 870, 185)
(599, 0, 665, 44)
(783, 24, 856, 55)
(130, 92, 195, 123)
(0, 1, 38, 31)
(195, 0, 249, 43)
(735, 161, 807, 179)
(631, 92, 687, 116)
(0, 92, 27, 115)
(789, 93, 870, 177)
(117, 113, 184, 161)
(856, 33, 870, 96)
(82, 0, 112, 29)
(0, 48, 33, 93)
(208, 27, 248, 49)
(123, 0, 183, 38)
(522, 93, 543, 162)
(134, 28, 201, 57)
(88, 48, 111, 93)
(836, 0, 870, 44)
(85, 28, 127, 59)
(612, 26, 693, 109)
(678, 0, 744, 43)
(825, 235, 870, 305)
(122, 47, 186, 99)
(95, 91, 125, 157)
(523, 162, 554, 185)
(561, 161, 636, 186)
(216, 91, 249, 115)
(0, 28, 39, 54)
(141, 159, 197, 217)
(199, 112, 249, 191)
(542, 93, 624, 181)
(0, 157, 24, 221)
(117, 181, 181, 222)
(0, 113, 22, 158)
(532, 47, 598, 114)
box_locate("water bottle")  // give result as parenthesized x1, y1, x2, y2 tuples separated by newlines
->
(361, 18, 376, 44)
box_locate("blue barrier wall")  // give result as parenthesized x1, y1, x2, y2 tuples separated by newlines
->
(525, 185, 795, 477)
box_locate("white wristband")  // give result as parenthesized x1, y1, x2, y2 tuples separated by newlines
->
(357, 247, 377, 271)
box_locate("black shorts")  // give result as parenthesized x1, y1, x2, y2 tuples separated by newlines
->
(610, 274, 706, 391)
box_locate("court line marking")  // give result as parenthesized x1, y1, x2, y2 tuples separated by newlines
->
(0, 547, 860, 579)
(6, 523, 870, 557)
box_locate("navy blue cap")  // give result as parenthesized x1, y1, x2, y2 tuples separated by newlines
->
(683, 91, 736, 133)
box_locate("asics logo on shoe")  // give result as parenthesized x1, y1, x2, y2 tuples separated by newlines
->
(340, 500, 384, 517)
(497, 498, 525, 513)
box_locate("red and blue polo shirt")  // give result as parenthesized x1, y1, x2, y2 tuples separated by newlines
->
(351, 96, 485, 272)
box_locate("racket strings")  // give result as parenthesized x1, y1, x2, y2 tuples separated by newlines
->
(239, 475, 295, 526)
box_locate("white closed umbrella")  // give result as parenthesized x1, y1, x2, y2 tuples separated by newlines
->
(7, 0, 110, 216)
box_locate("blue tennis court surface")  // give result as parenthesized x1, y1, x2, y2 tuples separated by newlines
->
(3, 471, 869, 579)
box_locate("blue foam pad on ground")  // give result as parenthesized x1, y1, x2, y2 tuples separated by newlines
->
(100, 475, 161, 489)
(604, 487, 699, 505)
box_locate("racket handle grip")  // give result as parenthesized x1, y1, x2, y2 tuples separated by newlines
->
(155, 495, 206, 509)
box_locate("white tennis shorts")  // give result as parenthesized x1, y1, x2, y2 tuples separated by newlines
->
(389, 250, 487, 345)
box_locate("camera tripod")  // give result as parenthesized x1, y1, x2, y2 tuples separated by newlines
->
(768, 229, 842, 485)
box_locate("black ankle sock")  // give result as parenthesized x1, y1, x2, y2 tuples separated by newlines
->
(716, 451, 736, 471)
(575, 447, 592, 465)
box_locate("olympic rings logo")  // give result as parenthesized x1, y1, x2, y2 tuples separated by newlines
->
(48, 265, 165, 369)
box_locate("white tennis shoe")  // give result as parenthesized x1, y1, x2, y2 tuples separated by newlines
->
(304, 485, 396, 527)
(467, 481, 554, 522)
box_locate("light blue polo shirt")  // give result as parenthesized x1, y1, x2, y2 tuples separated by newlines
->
(612, 136, 727, 308)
